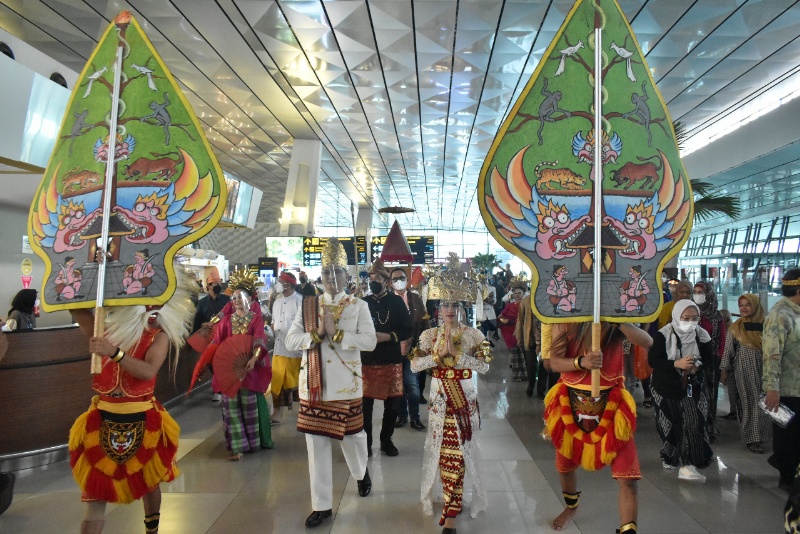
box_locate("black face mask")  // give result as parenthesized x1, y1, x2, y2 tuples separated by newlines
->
(209, 284, 220, 295)
(299, 277, 307, 284)
(369, 281, 384, 295)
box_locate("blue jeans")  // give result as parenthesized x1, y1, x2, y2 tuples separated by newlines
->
(398, 358, 421, 421)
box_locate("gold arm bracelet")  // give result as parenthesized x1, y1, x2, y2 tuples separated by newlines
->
(110, 347, 126, 363)
(310, 331, 323, 344)
(573, 355, 583, 371)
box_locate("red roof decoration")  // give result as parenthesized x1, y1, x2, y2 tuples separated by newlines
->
(380, 220, 414, 263)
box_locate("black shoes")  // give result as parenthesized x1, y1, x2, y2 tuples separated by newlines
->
(394, 417, 407, 428)
(442, 527, 457, 534)
(305, 509, 332, 528)
(357, 468, 371, 497)
(410, 419, 425, 430)
(367, 448, 373, 457)
(380, 440, 399, 456)
(419, 395, 428, 405)
(0, 472, 15, 516)
(525, 385, 534, 397)
(720, 412, 738, 421)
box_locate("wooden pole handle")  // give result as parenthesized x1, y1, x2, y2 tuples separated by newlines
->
(591, 321, 601, 397)
(91, 306, 105, 374)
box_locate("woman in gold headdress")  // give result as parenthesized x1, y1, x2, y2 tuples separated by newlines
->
(411, 253, 491, 534)
(198, 268, 271, 460)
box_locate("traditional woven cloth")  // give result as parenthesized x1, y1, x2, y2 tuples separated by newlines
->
(297, 399, 364, 440)
(223, 389, 261, 454)
(362, 363, 403, 400)
(69, 396, 179, 504)
(438, 415, 465, 525)
(302, 296, 324, 404)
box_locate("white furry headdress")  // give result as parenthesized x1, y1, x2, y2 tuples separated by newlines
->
(104, 266, 199, 352)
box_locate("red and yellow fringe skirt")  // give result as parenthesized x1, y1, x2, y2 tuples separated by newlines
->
(69, 396, 180, 504)
(544, 383, 636, 472)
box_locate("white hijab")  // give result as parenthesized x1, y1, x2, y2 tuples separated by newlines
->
(658, 300, 711, 361)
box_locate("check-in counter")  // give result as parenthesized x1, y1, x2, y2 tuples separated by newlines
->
(0, 326, 204, 468)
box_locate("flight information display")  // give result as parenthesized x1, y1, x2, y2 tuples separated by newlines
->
(370, 235, 435, 264)
(302, 236, 367, 266)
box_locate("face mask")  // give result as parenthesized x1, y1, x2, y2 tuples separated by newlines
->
(369, 281, 384, 295)
(693, 294, 706, 305)
(209, 284, 219, 294)
(299, 277, 308, 284)
(392, 280, 407, 291)
(273, 282, 284, 293)
(676, 321, 697, 332)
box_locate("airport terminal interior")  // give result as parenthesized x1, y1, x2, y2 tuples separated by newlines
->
(1, 1, 800, 533)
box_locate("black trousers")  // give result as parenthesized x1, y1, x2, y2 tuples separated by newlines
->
(537, 359, 560, 397)
(363, 396, 401, 450)
(522, 348, 538, 393)
(772, 396, 800, 484)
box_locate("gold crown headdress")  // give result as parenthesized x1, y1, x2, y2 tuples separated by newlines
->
(508, 272, 529, 290)
(321, 238, 348, 267)
(425, 252, 479, 301)
(228, 267, 263, 295)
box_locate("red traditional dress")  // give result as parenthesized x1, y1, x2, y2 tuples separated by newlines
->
(68, 328, 180, 504)
(544, 324, 640, 478)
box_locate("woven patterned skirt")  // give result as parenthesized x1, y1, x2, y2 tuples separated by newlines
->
(297, 399, 364, 440)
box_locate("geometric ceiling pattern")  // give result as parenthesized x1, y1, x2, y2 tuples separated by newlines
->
(2, 0, 800, 235)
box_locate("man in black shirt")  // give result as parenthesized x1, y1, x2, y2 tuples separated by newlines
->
(361, 260, 412, 457)
(296, 270, 317, 297)
(192, 269, 230, 333)
(192, 269, 230, 402)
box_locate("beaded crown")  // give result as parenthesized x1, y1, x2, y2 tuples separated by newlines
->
(508, 272, 529, 290)
(425, 252, 479, 301)
(321, 238, 348, 267)
(228, 267, 263, 295)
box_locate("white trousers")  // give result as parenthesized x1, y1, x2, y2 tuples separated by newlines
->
(306, 430, 368, 511)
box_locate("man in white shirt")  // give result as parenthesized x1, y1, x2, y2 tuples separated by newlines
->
(270, 270, 304, 424)
(286, 239, 377, 528)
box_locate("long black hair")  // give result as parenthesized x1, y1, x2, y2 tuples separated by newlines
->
(9, 289, 37, 316)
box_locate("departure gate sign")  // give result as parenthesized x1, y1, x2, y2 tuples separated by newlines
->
(302, 236, 367, 266)
(370, 235, 434, 264)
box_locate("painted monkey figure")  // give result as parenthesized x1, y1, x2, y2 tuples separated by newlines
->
(141, 92, 172, 145)
(622, 82, 652, 146)
(538, 78, 571, 146)
(69, 110, 90, 156)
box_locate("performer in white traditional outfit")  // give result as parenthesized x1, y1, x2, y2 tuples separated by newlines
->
(285, 238, 377, 529)
(411, 253, 492, 534)
(269, 270, 304, 424)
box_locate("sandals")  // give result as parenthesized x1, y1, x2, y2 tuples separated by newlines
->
(229, 453, 243, 461)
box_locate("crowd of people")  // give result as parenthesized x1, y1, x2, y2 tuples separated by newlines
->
(4, 248, 798, 534)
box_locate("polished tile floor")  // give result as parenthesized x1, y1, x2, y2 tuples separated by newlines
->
(1, 341, 790, 533)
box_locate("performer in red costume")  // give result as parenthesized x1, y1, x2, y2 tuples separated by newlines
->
(68, 268, 196, 534)
(546, 322, 651, 534)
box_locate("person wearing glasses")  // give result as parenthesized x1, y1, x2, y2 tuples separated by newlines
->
(391, 267, 431, 430)
(648, 300, 714, 483)
(285, 239, 377, 528)
(360, 259, 413, 456)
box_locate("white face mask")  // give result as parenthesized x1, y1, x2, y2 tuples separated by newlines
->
(393, 280, 407, 291)
(273, 282, 284, 294)
(693, 294, 706, 305)
(676, 320, 697, 333)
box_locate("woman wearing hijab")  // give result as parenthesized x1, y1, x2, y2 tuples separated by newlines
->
(720, 294, 771, 453)
(649, 300, 714, 482)
(641, 281, 694, 408)
(693, 281, 727, 436)
(5, 289, 37, 331)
